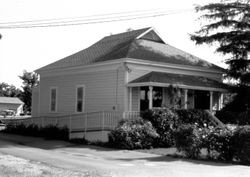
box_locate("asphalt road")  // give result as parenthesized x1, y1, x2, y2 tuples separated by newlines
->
(0, 133, 250, 177)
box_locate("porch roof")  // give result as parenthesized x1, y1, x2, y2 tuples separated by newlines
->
(128, 72, 228, 92)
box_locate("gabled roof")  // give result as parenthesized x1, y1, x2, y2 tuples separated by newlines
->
(0, 97, 23, 105)
(37, 27, 224, 72)
(130, 72, 227, 89)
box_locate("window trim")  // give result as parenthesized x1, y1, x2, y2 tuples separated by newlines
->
(49, 86, 58, 113)
(75, 85, 85, 113)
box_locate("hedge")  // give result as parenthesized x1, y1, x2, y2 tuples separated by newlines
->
(141, 108, 217, 147)
(4, 123, 69, 140)
(108, 117, 159, 149)
(216, 110, 250, 125)
(174, 124, 202, 158)
(141, 108, 179, 147)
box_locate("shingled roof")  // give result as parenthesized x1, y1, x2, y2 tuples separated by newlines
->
(0, 97, 23, 105)
(37, 27, 223, 72)
(130, 72, 227, 89)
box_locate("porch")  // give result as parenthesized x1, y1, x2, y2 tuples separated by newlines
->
(126, 72, 227, 112)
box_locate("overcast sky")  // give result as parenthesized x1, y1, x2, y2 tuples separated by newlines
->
(0, 0, 223, 88)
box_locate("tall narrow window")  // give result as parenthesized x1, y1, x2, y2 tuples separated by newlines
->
(50, 87, 57, 112)
(76, 85, 85, 113)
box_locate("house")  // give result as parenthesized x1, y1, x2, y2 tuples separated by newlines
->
(31, 27, 227, 141)
(0, 97, 24, 116)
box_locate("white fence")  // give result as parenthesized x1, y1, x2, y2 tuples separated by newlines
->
(123, 111, 140, 119)
(2, 111, 141, 139)
(3, 111, 122, 138)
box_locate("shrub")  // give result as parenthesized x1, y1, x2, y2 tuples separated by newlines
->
(141, 108, 218, 147)
(108, 117, 159, 149)
(174, 124, 202, 158)
(175, 109, 216, 128)
(204, 127, 234, 161)
(41, 125, 69, 140)
(141, 108, 179, 147)
(216, 110, 250, 125)
(233, 125, 250, 163)
(4, 123, 69, 140)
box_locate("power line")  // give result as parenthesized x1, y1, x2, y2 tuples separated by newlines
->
(0, 8, 193, 29)
(0, 9, 177, 25)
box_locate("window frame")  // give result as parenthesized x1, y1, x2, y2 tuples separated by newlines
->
(49, 86, 58, 113)
(75, 85, 85, 113)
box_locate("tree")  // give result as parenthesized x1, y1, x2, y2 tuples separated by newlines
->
(0, 82, 21, 97)
(19, 70, 39, 113)
(191, 0, 250, 111)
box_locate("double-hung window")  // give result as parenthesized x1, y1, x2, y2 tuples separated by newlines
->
(50, 87, 57, 112)
(76, 85, 85, 113)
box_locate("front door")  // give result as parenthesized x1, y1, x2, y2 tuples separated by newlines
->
(194, 90, 210, 109)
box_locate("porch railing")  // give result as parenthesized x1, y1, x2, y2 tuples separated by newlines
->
(3, 111, 142, 139)
(123, 111, 140, 119)
(4, 111, 121, 139)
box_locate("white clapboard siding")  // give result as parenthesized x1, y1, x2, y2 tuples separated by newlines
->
(132, 87, 139, 111)
(39, 69, 125, 116)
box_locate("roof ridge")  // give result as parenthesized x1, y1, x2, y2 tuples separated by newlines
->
(102, 27, 151, 39)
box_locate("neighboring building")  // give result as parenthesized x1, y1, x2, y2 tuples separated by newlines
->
(0, 97, 24, 116)
(31, 27, 227, 141)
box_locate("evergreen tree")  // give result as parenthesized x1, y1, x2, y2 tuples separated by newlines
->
(191, 0, 250, 111)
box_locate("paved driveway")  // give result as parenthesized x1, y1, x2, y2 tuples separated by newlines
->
(0, 133, 250, 177)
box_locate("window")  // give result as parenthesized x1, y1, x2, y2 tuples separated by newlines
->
(76, 85, 85, 113)
(50, 87, 57, 112)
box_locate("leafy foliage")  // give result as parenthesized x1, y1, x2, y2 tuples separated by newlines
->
(0, 82, 21, 97)
(204, 127, 234, 161)
(216, 109, 250, 125)
(142, 108, 180, 147)
(174, 124, 202, 158)
(233, 125, 250, 163)
(175, 109, 216, 128)
(141, 108, 218, 147)
(108, 117, 159, 149)
(4, 123, 68, 140)
(19, 70, 39, 113)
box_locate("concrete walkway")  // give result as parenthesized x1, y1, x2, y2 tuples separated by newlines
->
(0, 133, 250, 177)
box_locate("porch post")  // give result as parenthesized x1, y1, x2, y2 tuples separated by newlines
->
(149, 86, 153, 109)
(219, 93, 224, 110)
(184, 89, 188, 109)
(129, 87, 132, 111)
(209, 91, 213, 112)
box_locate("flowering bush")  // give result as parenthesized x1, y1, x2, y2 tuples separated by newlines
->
(175, 109, 216, 128)
(204, 127, 234, 161)
(141, 108, 217, 147)
(108, 117, 159, 149)
(141, 108, 180, 147)
(174, 124, 202, 158)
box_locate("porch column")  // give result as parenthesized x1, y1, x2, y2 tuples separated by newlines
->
(184, 89, 188, 109)
(149, 86, 153, 109)
(219, 93, 224, 110)
(129, 87, 132, 111)
(209, 91, 213, 112)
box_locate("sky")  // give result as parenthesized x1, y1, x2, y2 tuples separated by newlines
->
(0, 0, 224, 88)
